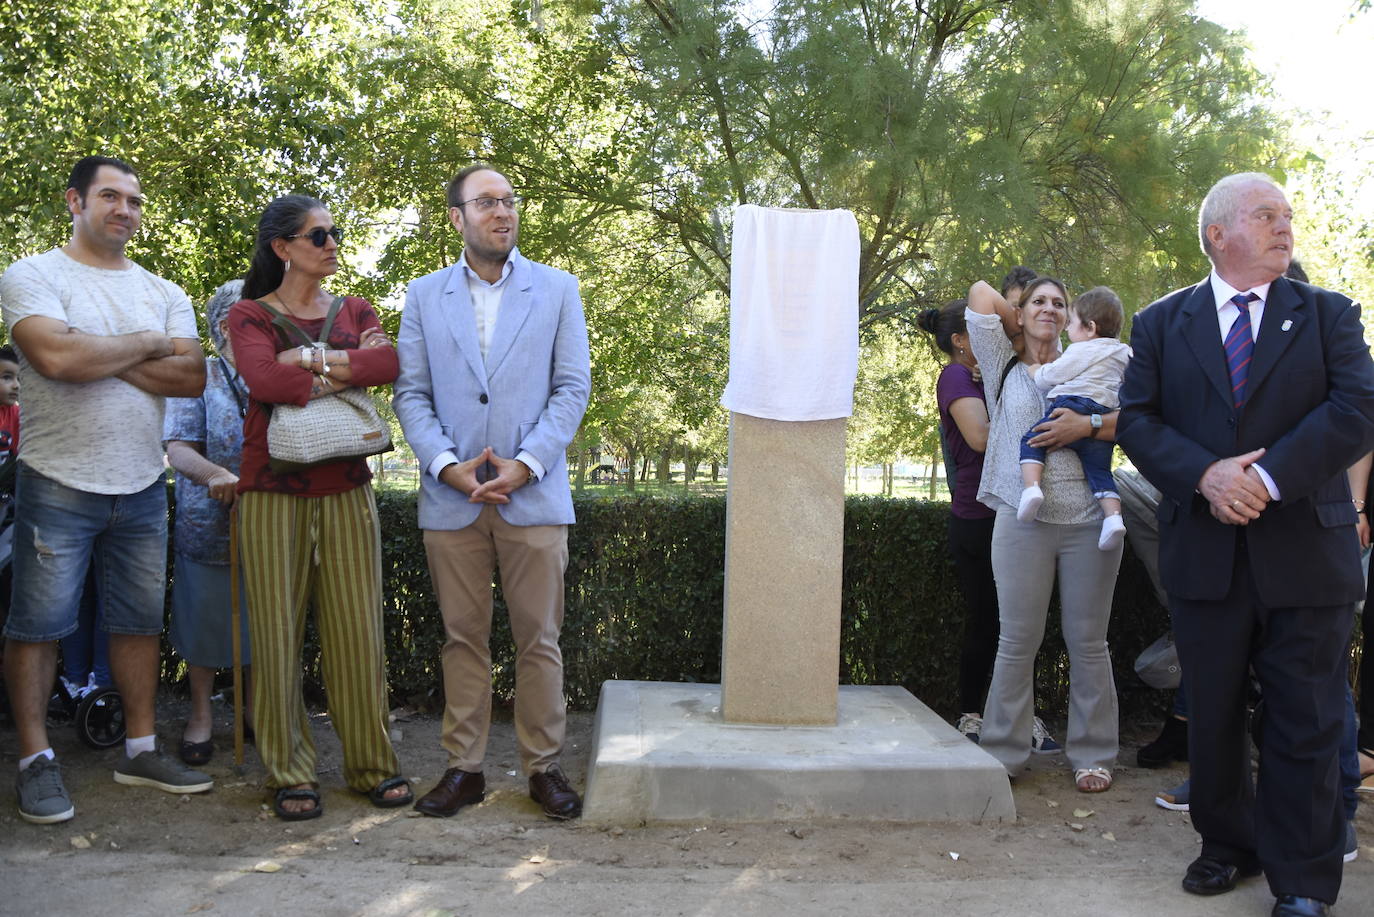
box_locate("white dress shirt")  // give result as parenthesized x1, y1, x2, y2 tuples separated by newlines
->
(427, 250, 545, 484)
(1208, 271, 1279, 499)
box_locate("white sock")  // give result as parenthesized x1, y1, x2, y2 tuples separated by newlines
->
(19, 749, 55, 771)
(1099, 513, 1126, 551)
(1017, 485, 1044, 522)
(125, 734, 156, 759)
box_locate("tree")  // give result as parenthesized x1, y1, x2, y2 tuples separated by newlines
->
(0, 0, 392, 307)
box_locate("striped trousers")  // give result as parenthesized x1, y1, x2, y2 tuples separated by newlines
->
(238, 485, 400, 792)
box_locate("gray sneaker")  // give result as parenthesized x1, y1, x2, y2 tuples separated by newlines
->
(17, 756, 75, 824)
(1155, 778, 1190, 811)
(114, 747, 213, 794)
(1345, 819, 1358, 863)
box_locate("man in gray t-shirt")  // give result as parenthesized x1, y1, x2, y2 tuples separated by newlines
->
(0, 156, 209, 825)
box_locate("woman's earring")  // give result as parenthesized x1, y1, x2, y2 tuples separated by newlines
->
(284, 259, 292, 273)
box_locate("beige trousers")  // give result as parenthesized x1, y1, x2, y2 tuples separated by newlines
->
(423, 505, 568, 775)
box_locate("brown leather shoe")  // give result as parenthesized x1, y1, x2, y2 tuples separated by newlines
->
(414, 768, 485, 818)
(529, 763, 582, 820)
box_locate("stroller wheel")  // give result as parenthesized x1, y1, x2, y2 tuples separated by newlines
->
(76, 686, 126, 749)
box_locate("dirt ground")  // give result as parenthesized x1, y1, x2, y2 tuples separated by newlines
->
(1, 694, 1371, 917)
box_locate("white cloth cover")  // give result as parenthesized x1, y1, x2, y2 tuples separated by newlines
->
(721, 204, 859, 421)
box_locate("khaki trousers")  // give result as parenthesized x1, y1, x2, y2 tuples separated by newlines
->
(424, 505, 568, 775)
(239, 486, 400, 792)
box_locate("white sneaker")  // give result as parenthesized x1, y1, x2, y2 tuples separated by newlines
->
(1017, 485, 1044, 522)
(1030, 716, 1063, 755)
(1098, 513, 1126, 551)
(956, 713, 982, 744)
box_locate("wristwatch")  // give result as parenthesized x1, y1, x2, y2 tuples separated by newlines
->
(1089, 413, 1103, 438)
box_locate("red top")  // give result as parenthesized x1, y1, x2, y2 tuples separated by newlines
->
(226, 296, 398, 496)
(0, 403, 19, 457)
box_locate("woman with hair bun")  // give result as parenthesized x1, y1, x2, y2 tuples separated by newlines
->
(227, 194, 409, 820)
(918, 299, 1000, 744)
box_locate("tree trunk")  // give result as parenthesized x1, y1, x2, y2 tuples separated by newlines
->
(656, 448, 672, 484)
(929, 442, 941, 500)
(711, 461, 720, 482)
(574, 449, 587, 493)
(625, 449, 638, 491)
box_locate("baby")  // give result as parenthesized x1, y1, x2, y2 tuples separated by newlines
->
(1017, 287, 1132, 550)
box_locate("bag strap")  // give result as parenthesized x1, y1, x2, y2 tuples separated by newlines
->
(216, 357, 247, 419)
(254, 295, 346, 349)
(995, 355, 1019, 398)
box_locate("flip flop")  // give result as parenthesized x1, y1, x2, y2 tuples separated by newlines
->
(367, 775, 413, 808)
(273, 786, 322, 821)
(179, 738, 213, 766)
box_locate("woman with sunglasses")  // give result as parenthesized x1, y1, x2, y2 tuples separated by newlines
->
(227, 194, 408, 820)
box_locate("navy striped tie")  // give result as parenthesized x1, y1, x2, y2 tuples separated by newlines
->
(1225, 292, 1259, 409)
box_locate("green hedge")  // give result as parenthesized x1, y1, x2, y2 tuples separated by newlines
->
(168, 490, 1174, 722)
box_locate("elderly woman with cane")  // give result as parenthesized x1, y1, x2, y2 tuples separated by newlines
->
(165, 279, 253, 766)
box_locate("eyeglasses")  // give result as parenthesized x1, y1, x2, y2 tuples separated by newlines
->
(284, 226, 343, 247)
(455, 195, 522, 213)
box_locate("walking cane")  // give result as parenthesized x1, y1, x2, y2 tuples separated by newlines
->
(229, 503, 245, 768)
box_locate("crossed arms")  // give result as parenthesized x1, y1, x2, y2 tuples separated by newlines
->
(11, 315, 204, 397)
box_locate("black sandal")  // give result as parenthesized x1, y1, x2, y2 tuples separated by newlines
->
(273, 786, 323, 821)
(179, 737, 213, 767)
(368, 775, 413, 808)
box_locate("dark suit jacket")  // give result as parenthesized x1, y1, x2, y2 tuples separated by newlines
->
(1117, 275, 1374, 607)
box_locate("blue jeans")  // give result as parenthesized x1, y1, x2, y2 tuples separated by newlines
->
(4, 464, 168, 642)
(1020, 395, 1118, 498)
(58, 567, 113, 686)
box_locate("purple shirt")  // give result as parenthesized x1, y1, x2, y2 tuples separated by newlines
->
(937, 363, 994, 520)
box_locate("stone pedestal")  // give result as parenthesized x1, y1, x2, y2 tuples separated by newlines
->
(582, 681, 1016, 825)
(720, 412, 846, 725)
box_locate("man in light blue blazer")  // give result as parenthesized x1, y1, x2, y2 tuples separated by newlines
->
(394, 165, 591, 820)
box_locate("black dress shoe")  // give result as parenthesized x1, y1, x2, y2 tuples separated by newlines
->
(414, 768, 485, 817)
(1181, 855, 1261, 895)
(529, 763, 582, 820)
(1137, 715, 1188, 768)
(1272, 896, 1330, 917)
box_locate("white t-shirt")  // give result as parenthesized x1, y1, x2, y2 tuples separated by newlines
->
(0, 248, 197, 493)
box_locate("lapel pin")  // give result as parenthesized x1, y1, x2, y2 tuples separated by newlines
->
(1281, 319, 1293, 332)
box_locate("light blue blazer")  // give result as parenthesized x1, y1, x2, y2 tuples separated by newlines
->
(393, 250, 591, 531)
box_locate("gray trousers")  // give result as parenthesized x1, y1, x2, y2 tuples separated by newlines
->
(980, 506, 1122, 775)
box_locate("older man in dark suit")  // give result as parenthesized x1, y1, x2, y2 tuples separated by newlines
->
(1118, 172, 1374, 917)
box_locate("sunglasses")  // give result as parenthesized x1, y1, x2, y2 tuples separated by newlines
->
(284, 226, 343, 247)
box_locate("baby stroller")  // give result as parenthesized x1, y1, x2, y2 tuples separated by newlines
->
(42, 569, 127, 749)
(45, 674, 126, 749)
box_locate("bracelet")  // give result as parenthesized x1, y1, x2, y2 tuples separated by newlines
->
(299, 345, 310, 369)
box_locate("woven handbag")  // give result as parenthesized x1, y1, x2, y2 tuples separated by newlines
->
(254, 296, 393, 472)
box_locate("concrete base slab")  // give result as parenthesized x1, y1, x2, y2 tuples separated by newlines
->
(582, 681, 1015, 825)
